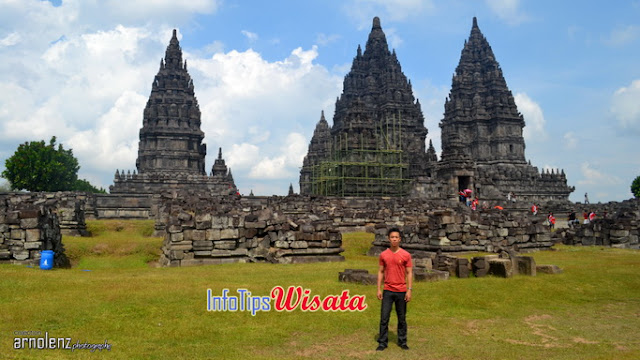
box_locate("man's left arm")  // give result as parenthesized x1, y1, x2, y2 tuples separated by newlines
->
(405, 266, 413, 302)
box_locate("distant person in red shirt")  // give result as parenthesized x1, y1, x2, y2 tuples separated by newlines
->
(377, 228, 413, 351)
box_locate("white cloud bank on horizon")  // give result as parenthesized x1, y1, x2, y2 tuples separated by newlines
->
(0, 1, 343, 195)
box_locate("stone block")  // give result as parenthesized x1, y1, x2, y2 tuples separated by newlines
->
(456, 258, 470, 278)
(170, 232, 184, 242)
(184, 229, 206, 241)
(431, 237, 450, 246)
(12, 250, 29, 261)
(10, 229, 25, 240)
(496, 228, 509, 237)
(243, 228, 258, 238)
(25, 229, 41, 242)
(414, 268, 449, 282)
(195, 220, 211, 230)
(214, 240, 237, 250)
(488, 259, 513, 278)
(324, 240, 341, 248)
(301, 224, 315, 233)
(193, 240, 214, 249)
(514, 256, 536, 276)
(0, 250, 10, 259)
(206, 229, 221, 241)
(220, 229, 239, 239)
(338, 269, 377, 285)
(413, 258, 432, 270)
(169, 250, 185, 260)
(536, 264, 563, 274)
(290, 241, 308, 249)
(20, 218, 39, 229)
(274, 240, 289, 248)
(610, 229, 630, 237)
(23, 241, 42, 250)
(194, 251, 212, 257)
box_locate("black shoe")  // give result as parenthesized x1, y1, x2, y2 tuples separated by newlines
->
(376, 345, 386, 351)
(399, 344, 409, 350)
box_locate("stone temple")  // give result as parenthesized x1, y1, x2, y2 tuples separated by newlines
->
(299, 17, 431, 197)
(110, 30, 237, 195)
(300, 17, 574, 202)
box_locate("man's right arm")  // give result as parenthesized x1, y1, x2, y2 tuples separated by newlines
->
(377, 264, 385, 300)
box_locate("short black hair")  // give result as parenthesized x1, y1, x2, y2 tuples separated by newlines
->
(387, 227, 402, 238)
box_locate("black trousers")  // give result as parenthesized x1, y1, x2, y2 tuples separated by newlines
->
(378, 290, 407, 346)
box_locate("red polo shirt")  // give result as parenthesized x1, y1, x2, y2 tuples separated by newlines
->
(379, 248, 412, 292)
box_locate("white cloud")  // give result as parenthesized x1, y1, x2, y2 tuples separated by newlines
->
(202, 40, 225, 55)
(227, 143, 260, 171)
(316, 33, 341, 46)
(515, 93, 547, 142)
(577, 162, 622, 186)
(249, 156, 288, 179)
(241, 30, 258, 42)
(611, 79, 640, 133)
(563, 131, 577, 149)
(383, 27, 404, 49)
(604, 25, 640, 46)
(67, 90, 145, 174)
(248, 132, 308, 180)
(0, 32, 21, 47)
(485, 0, 529, 26)
(344, 0, 434, 29)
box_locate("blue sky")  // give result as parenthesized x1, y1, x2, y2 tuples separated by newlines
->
(0, 0, 639, 202)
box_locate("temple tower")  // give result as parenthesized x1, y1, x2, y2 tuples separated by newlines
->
(300, 17, 431, 196)
(437, 18, 573, 201)
(136, 29, 207, 175)
(110, 30, 236, 195)
(440, 17, 526, 165)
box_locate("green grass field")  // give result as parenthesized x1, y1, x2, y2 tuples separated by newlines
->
(2, 220, 639, 359)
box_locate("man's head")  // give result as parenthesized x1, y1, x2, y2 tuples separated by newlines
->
(387, 227, 402, 248)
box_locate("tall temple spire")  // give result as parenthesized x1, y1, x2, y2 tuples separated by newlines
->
(440, 17, 525, 164)
(164, 29, 183, 70)
(136, 29, 205, 176)
(110, 30, 238, 195)
(364, 16, 390, 57)
(300, 17, 430, 196)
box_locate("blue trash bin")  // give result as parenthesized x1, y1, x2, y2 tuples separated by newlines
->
(40, 250, 54, 270)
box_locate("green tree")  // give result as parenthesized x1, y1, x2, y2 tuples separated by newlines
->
(632, 176, 640, 198)
(2, 137, 80, 192)
(73, 179, 107, 194)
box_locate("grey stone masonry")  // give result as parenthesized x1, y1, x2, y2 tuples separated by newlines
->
(157, 194, 345, 267)
(368, 207, 554, 257)
(557, 198, 639, 249)
(0, 192, 88, 236)
(0, 194, 70, 267)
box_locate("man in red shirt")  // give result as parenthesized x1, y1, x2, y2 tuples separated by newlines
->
(376, 228, 413, 351)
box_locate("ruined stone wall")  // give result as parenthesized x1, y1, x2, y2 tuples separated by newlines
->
(0, 192, 88, 236)
(557, 199, 639, 249)
(368, 208, 554, 257)
(155, 193, 562, 267)
(0, 195, 69, 267)
(158, 195, 344, 266)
